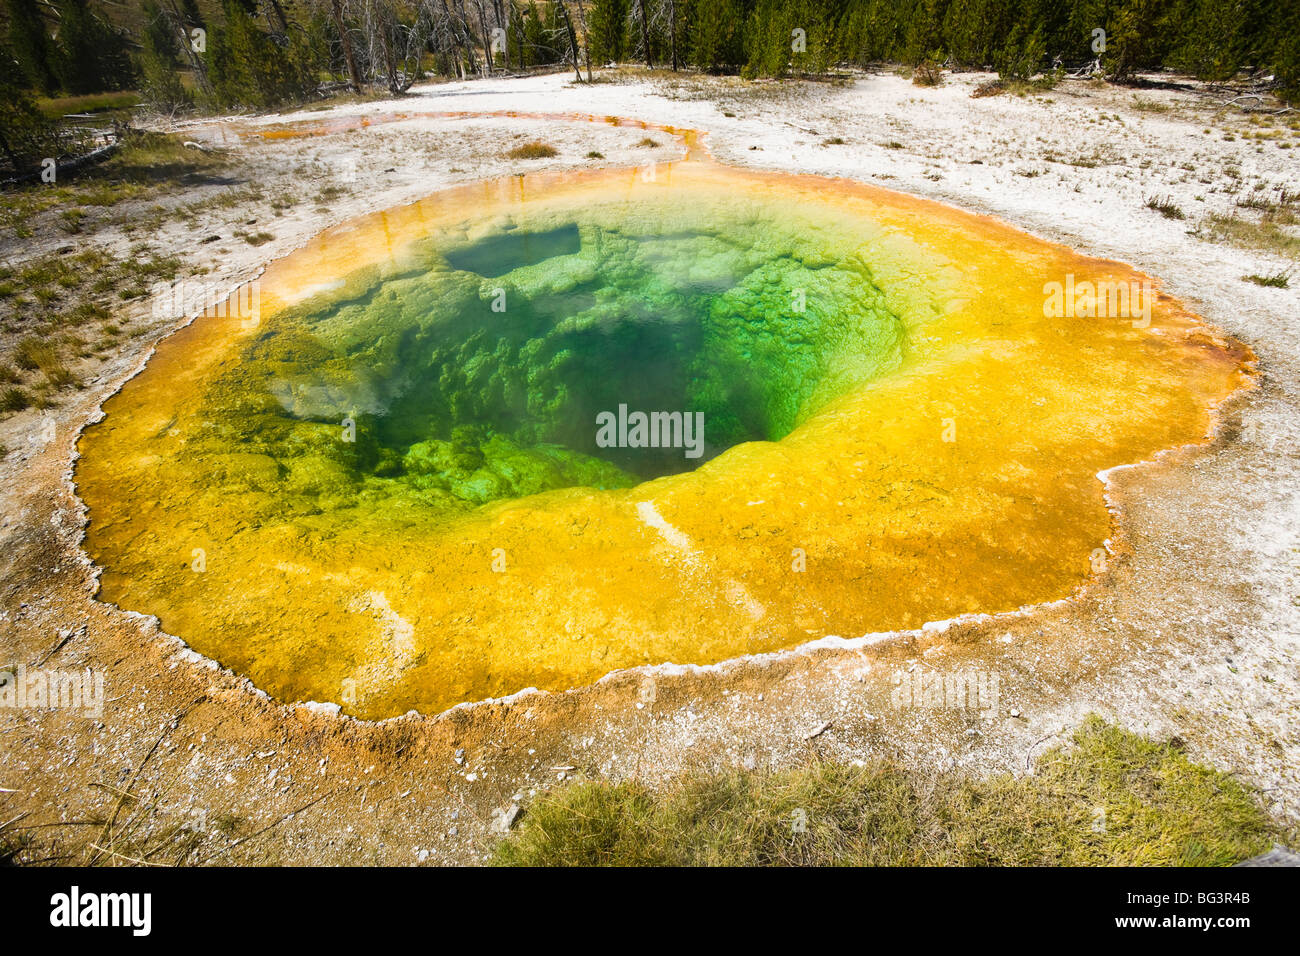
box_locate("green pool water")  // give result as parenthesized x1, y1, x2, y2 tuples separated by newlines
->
(192, 198, 907, 514)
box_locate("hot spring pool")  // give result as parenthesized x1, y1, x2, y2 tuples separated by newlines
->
(75, 142, 1252, 718)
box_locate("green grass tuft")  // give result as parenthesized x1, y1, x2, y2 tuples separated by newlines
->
(1195, 212, 1300, 258)
(1242, 270, 1291, 287)
(0, 386, 32, 413)
(493, 717, 1276, 867)
(1145, 195, 1186, 220)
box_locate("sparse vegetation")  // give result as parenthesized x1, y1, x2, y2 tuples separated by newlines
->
(13, 337, 56, 372)
(971, 79, 1005, 98)
(314, 186, 348, 204)
(0, 386, 33, 413)
(507, 141, 559, 160)
(0, 246, 188, 416)
(1196, 212, 1300, 258)
(911, 62, 942, 87)
(1145, 195, 1186, 220)
(1243, 270, 1291, 287)
(0, 132, 230, 243)
(0, 777, 253, 867)
(494, 718, 1276, 866)
(1131, 96, 1171, 113)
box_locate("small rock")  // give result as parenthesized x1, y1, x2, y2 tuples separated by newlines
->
(490, 804, 521, 833)
(804, 720, 833, 740)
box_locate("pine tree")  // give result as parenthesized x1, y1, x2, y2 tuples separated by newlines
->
(5, 0, 57, 94)
(0, 37, 54, 175)
(1269, 0, 1300, 101)
(589, 0, 630, 64)
(181, 0, 205, 27)
(53, 0, 135, 95)
(207, 0, 314, 108)
(742, 0, 791, 78)
(688, 0, 744, 72)
(139, 2, 192, 111)
(943, 0, 1011, 68)
(995, 21, 1047, 78)
(1105, 0, 1172, 82)
(903, 0, 951, 65)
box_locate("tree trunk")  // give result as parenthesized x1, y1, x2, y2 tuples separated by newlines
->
(450, 0, 480, 76)
(329, 0, 364, 91)
(475, 0, 493, 76)
(378, 8, 400, 93)
(637, 0, 652, 68)
(554, 0, 582, 82)
(515, 10, 523, 70)
(493, 0, 508, 71)
(575, 0, 592, 81)
(669, 0, 679, 71)
(164, 0, 212, 95)
(265, 0, 291, 33)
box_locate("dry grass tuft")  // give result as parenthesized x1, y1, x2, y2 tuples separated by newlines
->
(494, 718, 1278, 866)
(507, 141, 559, 160)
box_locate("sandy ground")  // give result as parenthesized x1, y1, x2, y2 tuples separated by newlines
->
(1, 69, 1297, 865)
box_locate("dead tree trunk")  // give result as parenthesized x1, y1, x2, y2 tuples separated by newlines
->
(636, 0, 652, 68)
(554, 0, 582, 82)
(669, 0, 679, 71)
(492, 0, 508, 70)
(450, 0, 481, 76)
(574, 0, 593, 81)
(164, 0, 212, 96)
(329, 0, 364, 91)
(377, 7, 401, 93)
(474, 0, 493, 75)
